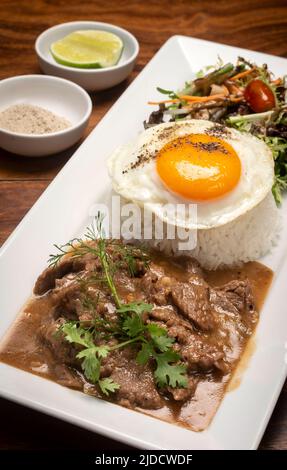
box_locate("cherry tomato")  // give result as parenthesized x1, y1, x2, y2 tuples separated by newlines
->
(244, 79, 276, 113)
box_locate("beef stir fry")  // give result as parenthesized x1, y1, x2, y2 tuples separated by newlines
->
(36, 243, 257, 410)
(0, 215, 266, 432)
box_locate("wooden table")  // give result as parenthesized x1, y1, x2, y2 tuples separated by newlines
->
(0, 0, 286, 451)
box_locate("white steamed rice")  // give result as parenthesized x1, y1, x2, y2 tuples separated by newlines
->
(118, 192, 280, 270)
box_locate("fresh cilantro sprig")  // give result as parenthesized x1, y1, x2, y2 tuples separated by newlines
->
(52, 213, 188, 395)
(137, 327, 188, 389)
(154, 350, 187, 388)
(119, 308, 188, 389)
(61, 299, 188, 392)
(61, 322, 118, 395)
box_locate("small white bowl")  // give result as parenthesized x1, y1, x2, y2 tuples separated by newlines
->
(35, 21, 139, 91)
(0, 75, 92, 157)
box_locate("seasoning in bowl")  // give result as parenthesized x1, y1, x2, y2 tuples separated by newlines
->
(50, 30, 123, 69)
(0, 104, 71, 135)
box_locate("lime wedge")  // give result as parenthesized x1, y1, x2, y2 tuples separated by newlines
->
(50, 30, 123, 69)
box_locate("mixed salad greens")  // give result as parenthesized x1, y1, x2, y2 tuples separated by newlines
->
(146, 57, 287, 204)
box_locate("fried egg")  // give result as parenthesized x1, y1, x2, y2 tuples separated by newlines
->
(107, 120, 274, 229)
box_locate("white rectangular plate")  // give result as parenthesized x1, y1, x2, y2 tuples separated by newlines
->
(0, 35, 287, 450)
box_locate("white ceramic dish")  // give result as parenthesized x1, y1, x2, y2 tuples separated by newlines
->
(0, 75, 92, 157)
(35, 21, 139, 91)
(0, 36, 287, 450)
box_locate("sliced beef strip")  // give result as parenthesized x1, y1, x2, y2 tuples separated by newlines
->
(54, 273, 82, 290)
(209, 280, 257, 339)
(171, 276, 255, 333)
(50, 277, 86, 319)
(53, 280, 118, 327)
(113, 270, 139, 296)
(166, 321, 227, 373)
(101, 347, 163, 410)
(168, 278, 256, 372)
(149, 306, 194, 333)
(52, 364, 83, 390)
(211, 280, 255, 317)
(171, 278, 215, 331)
(141, 262, 173, 306)
(96, 300, 118, 324)
(148, 306, 226, 373)
(34, 253, 101, 296)
(52, 280, 83, 321)
(112, 364, 163, 409)
(40, 317, 79, 367)
(142, 257, 205, 307)
(168, 376, 199, 401)
(34, 258, 79, 296)
(180, 336, 227, 373)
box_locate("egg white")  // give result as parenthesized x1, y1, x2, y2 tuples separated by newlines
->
(107, 120, 274, 229)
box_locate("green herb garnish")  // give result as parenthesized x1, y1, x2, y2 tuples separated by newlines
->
(52, 213, 188, 394)
(61, 321, 116, 394)
(227, 112, 287, 204)
(156, 87, 179, 100)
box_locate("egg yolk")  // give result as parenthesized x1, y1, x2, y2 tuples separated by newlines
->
(156, 133, 241, 201)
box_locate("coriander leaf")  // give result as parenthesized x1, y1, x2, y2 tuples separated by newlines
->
(122, 314, 144, 338)
(61, 322, 93, 349)
(147, 323, 175, 352)
(99, 378, 120, 395)
(154, 350, 188, 388)
(163, 363, 188, 388)
(156, 348, 180, 363)
(77, 347, 101, 383)
(147, 323, 174, 352)
(95, 344, 110, 359)
(136, 342, 153, 365)
(63, 321, 111, 387)
(77, 344, 110, 361)
(153, 335, 175, 353)
(117, 302, 153, 316)
(146, 323, 166, 336)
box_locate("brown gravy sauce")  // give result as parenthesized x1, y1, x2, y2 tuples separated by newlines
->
(0, 261, 273, 432)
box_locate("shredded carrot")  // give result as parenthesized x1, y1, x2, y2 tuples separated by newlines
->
(179, 93, 226, 102)
(230, 96, 245, 103)
(148, 94, 226, 105)
(148, 91, 244, 106)
(230, 67, 256, 81)
(272, 78, 282, 86)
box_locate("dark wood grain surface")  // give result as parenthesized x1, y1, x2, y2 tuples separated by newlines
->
(0, 0, 286, 451)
